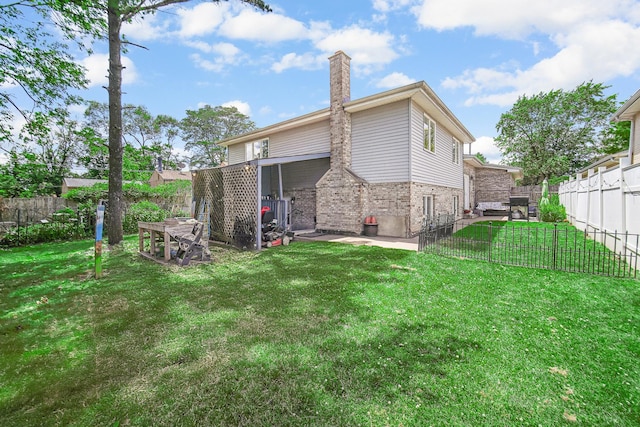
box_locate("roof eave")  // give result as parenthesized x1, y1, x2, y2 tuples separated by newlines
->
(218, 109, 330, 147)
(612, 88, 640, 121)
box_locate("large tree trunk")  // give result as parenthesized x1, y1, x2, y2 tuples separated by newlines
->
(107, 0, 123, 245)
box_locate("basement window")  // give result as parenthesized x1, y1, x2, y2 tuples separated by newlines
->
(423, 195, 434, 218)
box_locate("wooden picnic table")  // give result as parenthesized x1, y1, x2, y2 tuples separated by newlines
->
(138, 220, 198, 263)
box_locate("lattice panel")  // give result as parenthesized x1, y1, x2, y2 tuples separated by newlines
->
(192, 165, 258, 250)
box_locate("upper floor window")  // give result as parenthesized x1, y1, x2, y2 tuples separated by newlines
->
(423, 115, 436, 153)
(245, 139, 269, 160)
(452, 137, 460, 164)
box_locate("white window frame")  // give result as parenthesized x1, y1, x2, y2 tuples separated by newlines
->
(423, 195, 434, 218)
(452, 137, 460, 164)
(245, 139, 269, 161)
(453, 195, 459, 217)
(423, 114, 436, 153)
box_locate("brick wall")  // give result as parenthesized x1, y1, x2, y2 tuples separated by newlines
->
(316, 168, 366, 234)
(475, 168, 514, 204)
(409, 182, 463, 236)
(286, 187, 316, 230)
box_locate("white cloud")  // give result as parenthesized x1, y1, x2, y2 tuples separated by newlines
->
(218, 8, 308, 42)
(271, 23, 403, 74)
(272, 52, 325, 73)
(372, 0, 417, 13)
(222, 100, 252, 116)
(79, 54, 138, 87)
(414, 0, 631, 39)
(416, 0, 640, 106)
(471, 136, 503, 163)
(121, 13, 168, 42)
(375, 72, 415, 88)
(187, 42, 243, 72)
(314, 26, 400, 75)
(176, 2, 230, 38)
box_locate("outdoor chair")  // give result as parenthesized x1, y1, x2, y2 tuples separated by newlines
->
(174, 222, 211, 266)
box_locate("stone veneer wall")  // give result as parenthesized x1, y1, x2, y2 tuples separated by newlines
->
(409, 182, 463, 236)
(475, 168, 514, 204)
(285, 188, 316, 230)
(315, 168, 367, 234)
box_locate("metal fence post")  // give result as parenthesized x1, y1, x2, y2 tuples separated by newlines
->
(552, 223, 558, 270)
(488, 221, 492, 263)
(17, 209, 21, 246)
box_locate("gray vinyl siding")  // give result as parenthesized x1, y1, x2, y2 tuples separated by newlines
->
(228, 144, 245, 165)
(351, 100, 410, 182)
(269, 119, 330, 158)
(225, 119, 330, 165)
(410, 101, 463, 189)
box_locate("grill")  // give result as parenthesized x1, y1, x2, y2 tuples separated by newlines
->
(509, 196, 529, 221)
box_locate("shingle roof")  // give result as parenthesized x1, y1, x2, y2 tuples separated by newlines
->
(156, 170, 192, 181)
(63, 178, 108, 188)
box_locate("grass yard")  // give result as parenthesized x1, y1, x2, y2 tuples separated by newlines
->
(429, 221, 638, 277)
(1, 236, 639, 426)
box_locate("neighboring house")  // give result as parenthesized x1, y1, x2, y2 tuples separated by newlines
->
(61, 178, 107, 195)
(195, 51, 475, 244)
(575, 151, 629, 178)
(149, 170, 193, 187)
(463, 155, 523, 213)
(611, 87, 640, 165)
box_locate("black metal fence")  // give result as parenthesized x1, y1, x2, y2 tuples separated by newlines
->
(419, 220, 638, 279)
(417, 214, 456, 249)
(0, 209, 94, 247)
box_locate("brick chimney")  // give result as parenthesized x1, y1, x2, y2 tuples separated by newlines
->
(315, 51, 367, 235)
(328, 51, 352, 170)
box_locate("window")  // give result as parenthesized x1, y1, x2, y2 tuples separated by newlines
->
(245, 139, 269, 160)
(423, 195, 434, 218)
(423, 115, 436, 153)
(453, 195, 459, 217)
(452, 138, 460, 164)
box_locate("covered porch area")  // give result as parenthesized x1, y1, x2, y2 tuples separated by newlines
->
(192, 152, 329, 250)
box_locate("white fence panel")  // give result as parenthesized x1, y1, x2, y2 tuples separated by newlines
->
(560, 160, 640, 254)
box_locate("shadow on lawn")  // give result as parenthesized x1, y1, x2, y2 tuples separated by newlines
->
(1, 239, 482, 426)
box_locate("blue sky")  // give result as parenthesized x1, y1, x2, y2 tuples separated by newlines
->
(22, 0, 640, 163)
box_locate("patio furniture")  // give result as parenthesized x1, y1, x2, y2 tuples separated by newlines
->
(174, 222, 210, 266)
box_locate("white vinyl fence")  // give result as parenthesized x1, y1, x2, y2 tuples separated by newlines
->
(559, 158, 640, 255)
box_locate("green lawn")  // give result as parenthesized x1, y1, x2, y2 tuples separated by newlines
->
(428, 221, 637, 277)
(1, 236, 639, 426)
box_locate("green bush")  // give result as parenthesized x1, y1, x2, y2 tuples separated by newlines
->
(538, 194, 566, 222)
(0, 221, 88, 247)
(123, 201, 171, 233)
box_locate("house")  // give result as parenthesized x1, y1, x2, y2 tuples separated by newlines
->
(149, 170, 193, 187)
(611, 88, 640, 165)
(61, 178, 108, 195)
(194, 51, 475, 246)
(463, 156, 523, 214)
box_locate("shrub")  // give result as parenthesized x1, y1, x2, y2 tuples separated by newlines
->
(0, 222, 88, 247)
(123, 201, 170, 233)
(538, 194, 566, 222)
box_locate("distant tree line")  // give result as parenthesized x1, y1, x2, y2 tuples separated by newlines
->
(0, 103, 256, 198)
